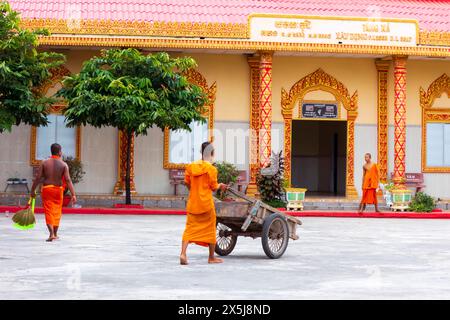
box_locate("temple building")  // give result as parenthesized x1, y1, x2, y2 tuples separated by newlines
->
(1, 0, 450, 201)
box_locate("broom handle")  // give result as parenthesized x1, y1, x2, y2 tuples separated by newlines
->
(30, 198, 35, 213)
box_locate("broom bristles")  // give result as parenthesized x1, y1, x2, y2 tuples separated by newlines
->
(12, 207, 36, 230)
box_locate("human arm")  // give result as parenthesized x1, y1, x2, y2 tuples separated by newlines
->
(63, 164, 77, 203)
(30, 164, 44, 198)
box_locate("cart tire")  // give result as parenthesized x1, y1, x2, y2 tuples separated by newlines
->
(261, 213, 289, 259)
(215, 223, 238, 256)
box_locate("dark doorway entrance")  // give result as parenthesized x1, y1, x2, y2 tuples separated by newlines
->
(291, 120, 347, 196)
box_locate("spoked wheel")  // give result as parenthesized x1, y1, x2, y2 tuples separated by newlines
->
(261, 213, 289, 259)
(215, 223, 238, 256)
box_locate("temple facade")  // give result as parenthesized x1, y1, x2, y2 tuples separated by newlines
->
(1, 0, 450, 199)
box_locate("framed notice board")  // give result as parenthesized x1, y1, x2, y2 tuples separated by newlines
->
(300, 101, 339, 119)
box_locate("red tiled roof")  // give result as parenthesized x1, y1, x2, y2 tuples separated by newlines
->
(9, 0, 450, 32)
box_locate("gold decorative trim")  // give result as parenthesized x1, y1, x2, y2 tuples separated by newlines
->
(163, 69, 216, 170)
(20, 19, 248, 39)
(375, 60, 390, 183)
(281, 68, 358, 198)
(20, 17, 450, 47)
(419, 31, 450, 47)
(420, 74, 450, 173)
(113, 130, 137, 195)
(35, 36, 450, 58)
(246, 55, 261, 196)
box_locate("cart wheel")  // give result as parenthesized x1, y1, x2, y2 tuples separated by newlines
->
(215, 223, 237, 256)
(261, 213, 289, 259)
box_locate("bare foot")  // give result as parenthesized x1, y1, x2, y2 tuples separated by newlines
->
(180, 255, 188, 265)
(46, 236, 56, 242)
(208, 257, 224, 264)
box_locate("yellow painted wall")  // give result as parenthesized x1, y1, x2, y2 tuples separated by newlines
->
(387, 59, 450, 126)
(174, 53, 251, 122)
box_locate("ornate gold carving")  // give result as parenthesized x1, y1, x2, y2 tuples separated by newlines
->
(20, 18, 248, 39)
(392, 56, 408, 188)
(419, 30, 450, 47)
(259, 51, 273, 168)
(35, 65, 71, 96)
(246, 56, 261, 196)
(113, 130, 137, 195)
(20, 17, 450, 48)
(420, 73, 450, 173)
(281, 68, 358, 198)
(35, 36, 450, 58)
(376, 60, 390, 183)
(163, 69, 216, 170)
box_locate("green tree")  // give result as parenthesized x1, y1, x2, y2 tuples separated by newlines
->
(0, 1, 65, 132)
(58, 48, 208, 204)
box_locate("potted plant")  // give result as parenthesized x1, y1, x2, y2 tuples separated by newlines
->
(62, 156, 85, 206)
(213, 161, 240, 201)
(409, 192, 436, 213)
(381, 181, 395, 207)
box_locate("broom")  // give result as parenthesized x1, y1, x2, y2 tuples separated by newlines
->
(12, 198, 36, 230)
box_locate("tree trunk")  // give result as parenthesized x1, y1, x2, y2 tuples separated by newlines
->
(125, 131, 132, 205)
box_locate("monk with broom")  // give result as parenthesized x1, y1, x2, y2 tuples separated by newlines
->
(180, 141, 227, 265)
(30, 143, 77, 242)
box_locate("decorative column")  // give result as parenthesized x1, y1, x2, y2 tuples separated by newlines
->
(114, 130, 137, 195)
(246, 56, 261, 196)
(346, 111, 359, 199)
(375, 60, 390, 183)
(259, 51, 273, 168)
(392, 56, 408, 188)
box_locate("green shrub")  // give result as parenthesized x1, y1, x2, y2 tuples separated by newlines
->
(264, 199, 287, 209)
(213, 161, 239, 200)
(63, 156, 86, 194)
(409, 192, 436, 213)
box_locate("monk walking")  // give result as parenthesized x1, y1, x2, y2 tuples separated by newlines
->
(180, 142, 227, 265)
(30, 143, 77, 242)
(358, 153, 380, 213)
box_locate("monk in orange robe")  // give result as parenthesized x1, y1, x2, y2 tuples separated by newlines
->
(358, 153, 380, 213)
(180, 142, 227, 265)
(31, 143, 77, 242)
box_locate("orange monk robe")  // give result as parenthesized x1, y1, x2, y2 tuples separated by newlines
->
(182, 160, 219, 247)
(361, 163, 379, 205)
(42, 185, 64, 227)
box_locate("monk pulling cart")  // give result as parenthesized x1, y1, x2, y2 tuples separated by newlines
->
(214, 188, 302, 259)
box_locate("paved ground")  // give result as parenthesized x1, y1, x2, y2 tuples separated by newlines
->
(1, 214, 450, 300)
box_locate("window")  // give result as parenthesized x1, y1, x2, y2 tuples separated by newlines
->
(30, 107, 81, 166)
(168, 121, 209, 164)
(36, 114, 76, 160)
(426, 123, 450, 167)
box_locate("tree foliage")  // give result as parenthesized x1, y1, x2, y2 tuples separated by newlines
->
(57, 48, 208, 203)
(58, 48, 207, 134)
(0, 1, 65, 132)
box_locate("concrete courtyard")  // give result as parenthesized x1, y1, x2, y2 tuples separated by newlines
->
(1, 214, 450, 300)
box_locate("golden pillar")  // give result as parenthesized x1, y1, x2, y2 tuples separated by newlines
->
(346, 111, 359, 199)
(259, 51, 273, 168)
(246, 56, 261, 196)
(114, 130, 137, 195)
(375, 60, 390, 183)
(392, 56, 408, 188)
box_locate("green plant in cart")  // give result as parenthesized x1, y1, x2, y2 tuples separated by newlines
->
(213, 161, 239, 200)
(256, 151, 286, 206)
(409, 192, 436, 213)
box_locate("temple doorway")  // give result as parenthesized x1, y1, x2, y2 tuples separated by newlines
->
(291, 120, 347, 197)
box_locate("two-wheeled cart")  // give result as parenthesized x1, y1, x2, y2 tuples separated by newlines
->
(214, 188, 302, 259)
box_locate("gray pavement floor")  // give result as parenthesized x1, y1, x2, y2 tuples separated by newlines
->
(1, 214, 450, 300)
